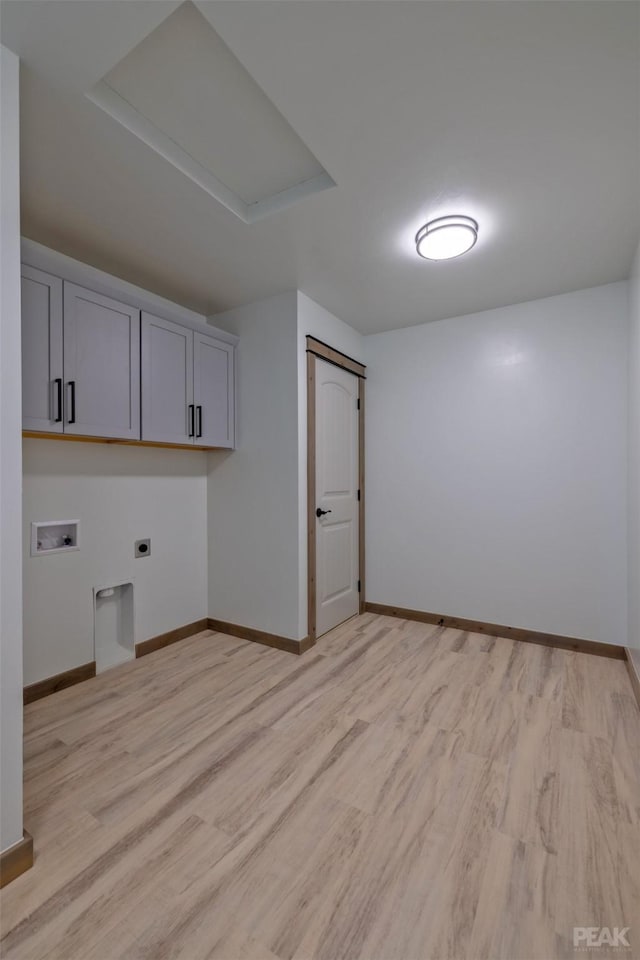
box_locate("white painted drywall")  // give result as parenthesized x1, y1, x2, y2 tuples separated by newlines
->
(628, 240, 640, 668)
(296, 292, 365, 637)
(207, 292, 301, 639)
(22, 441, 208, 684)
(366, 282, 629, 646)
(207, 290, 363, 640)
(0, 45, 24, 852)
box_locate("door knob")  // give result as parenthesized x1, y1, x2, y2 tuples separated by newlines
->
(316, 508, 332, 518)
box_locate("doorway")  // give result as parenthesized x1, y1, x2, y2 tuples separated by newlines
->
(306, 337, 365, 641)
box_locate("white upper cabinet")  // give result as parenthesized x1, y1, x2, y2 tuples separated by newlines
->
(141, 312, 194, 444)
(63, 283, 140, 440)
(193, 332, 235, 448)
(141, 313, 235, 448)
(21, 265, 64, 432)
(21, 247, 236, 449)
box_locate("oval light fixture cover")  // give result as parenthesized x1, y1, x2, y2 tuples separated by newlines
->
(416, 215, 478, 261)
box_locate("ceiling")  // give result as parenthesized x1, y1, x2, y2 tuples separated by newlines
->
(2, 0, 639, 334)
(95, 2, 335, 219)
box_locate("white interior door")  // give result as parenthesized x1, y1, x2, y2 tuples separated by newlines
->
(315, 357, 360, 637)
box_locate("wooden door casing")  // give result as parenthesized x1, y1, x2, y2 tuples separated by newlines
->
(307, 339, 366, 644)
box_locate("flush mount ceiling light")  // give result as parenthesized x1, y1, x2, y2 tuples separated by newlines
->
(415, 215, 478, 261)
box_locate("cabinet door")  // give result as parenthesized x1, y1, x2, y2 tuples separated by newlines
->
(141, 312, 194, 444)
(193, 333, 235, 448)
(21, 265, 64, 432)
(63, 282, 140, 439)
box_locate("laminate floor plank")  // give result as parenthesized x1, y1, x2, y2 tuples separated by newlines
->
(469, 830, 558, 960)
(561, 652, 629, 740)
(2, 615, 638, 960)
(498, 693, 561, 852)
(554, 728, 627, 952)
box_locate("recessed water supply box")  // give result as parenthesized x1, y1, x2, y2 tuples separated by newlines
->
(30, 520, 80, 556)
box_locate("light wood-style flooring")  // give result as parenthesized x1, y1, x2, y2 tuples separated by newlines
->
(1, 613, 639, 960)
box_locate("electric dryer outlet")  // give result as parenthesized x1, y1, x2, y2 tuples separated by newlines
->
(135, 539, 151, 558)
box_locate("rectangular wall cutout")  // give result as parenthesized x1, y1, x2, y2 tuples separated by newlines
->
(30, 519, 80, 556)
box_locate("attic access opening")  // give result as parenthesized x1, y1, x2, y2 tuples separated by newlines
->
(88, 1, 335, 223)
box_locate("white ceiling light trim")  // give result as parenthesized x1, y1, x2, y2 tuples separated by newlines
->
(415, 215, 478, 261)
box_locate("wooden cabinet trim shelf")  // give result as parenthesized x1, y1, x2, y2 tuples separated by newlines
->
(22, 431, 225, 452)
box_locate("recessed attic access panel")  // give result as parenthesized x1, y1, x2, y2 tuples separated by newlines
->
(88, 1, 335, 223)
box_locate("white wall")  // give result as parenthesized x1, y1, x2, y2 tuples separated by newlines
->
(0, 45, 24, 852)
(207, 291, 363, 640)
(628, 240, 640, 668)
(23, 441, 208, 684)
(366, 283, 629, 646)
(296, 292, 365, 637)
(207, 292, 301, 639)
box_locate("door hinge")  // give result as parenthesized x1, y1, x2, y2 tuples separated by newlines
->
(357, 398, 360, 410)
(357, 489, 361, 501)
(357, 580, 361, 593)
